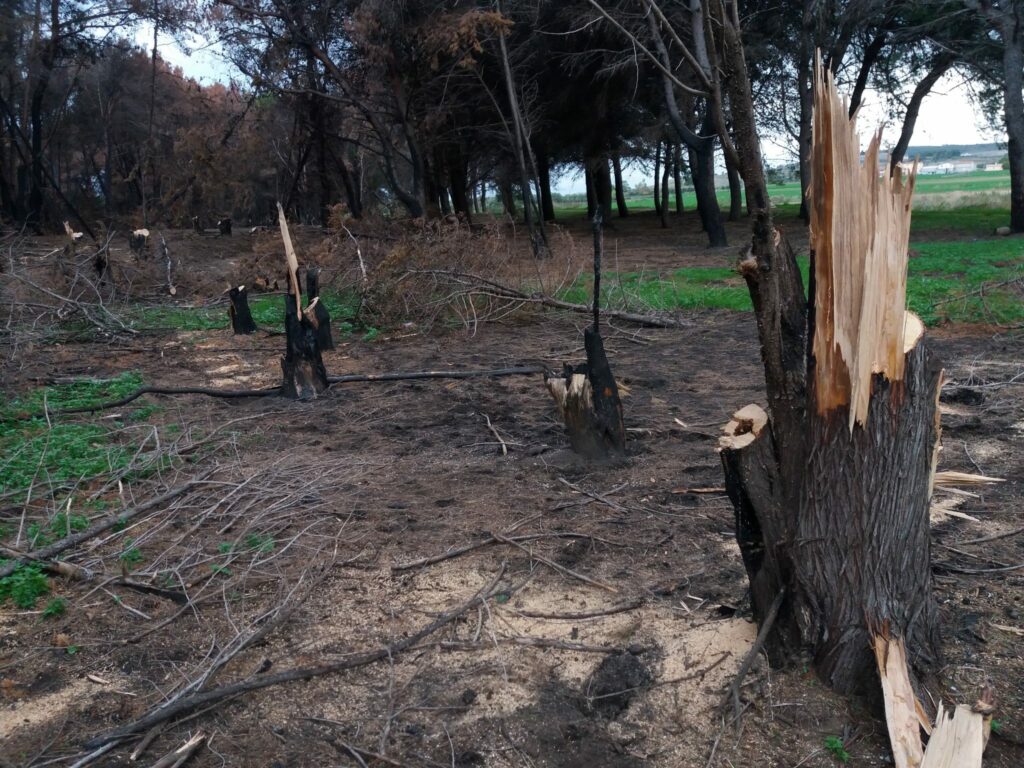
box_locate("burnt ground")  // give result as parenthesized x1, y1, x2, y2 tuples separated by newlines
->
(1, 214, 1023, 767)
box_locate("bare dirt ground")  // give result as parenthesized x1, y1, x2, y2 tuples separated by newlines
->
(2, 213, 1023, 767)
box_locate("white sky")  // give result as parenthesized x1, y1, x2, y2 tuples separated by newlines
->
(142, 27, 1006, 193)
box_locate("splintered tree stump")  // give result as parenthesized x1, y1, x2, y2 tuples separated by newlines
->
(719, 62, 942, 695)
(281, 294, 328, 400)
(129, 229, 150, 255)
(545, 326, 625, 460)
(192, 216, 203, 234)
(218, 218, 232, 236)
(304, 266, 334, 350)
(228, 285, 257, 335)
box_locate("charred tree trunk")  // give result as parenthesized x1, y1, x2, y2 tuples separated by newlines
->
(653, 142, 663, 217)
(545, 209, 625, 460)
(536, 143, 556, 222)
(672, 144, 684, 214)
(228, 285, 257, 335)
(282, 294, 329, 400)
(192, 216, 203, 234)
(590, 156, 613, 226)
(278, 203, 328, 400)
(720, 64, 942, 695)
(612, 152, 629, 218)
(660, 151, 670, 229)
(218, 218, 232, 236)
(499, 176, 517, 218)
(304, 265, 333, 350)
(726, 151, 743, 221)
(585, 166, 597, 219)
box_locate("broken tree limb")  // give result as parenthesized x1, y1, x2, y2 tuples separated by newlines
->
(228, 285, 257, 334)
(82, 569, 506, 750)
(12, 368, 545, 420)
(406, 269, 690, 328)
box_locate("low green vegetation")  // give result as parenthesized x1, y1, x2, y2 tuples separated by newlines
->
(559, 236, 1023, 327)
(0, 372, 145, 498)
(823, 735, 851, 763)
(0, 563, 51, 609)
(128, 289, 362, 334)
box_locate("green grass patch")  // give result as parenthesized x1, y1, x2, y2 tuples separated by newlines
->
(0, 563, 51, 608)
(127, 290, 362, 334)
(0, 372, 146, 498)
(560, 238, 1023, 326)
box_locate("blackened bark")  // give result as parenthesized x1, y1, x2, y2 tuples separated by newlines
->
(218, 218, 232, 236)
(690, 136, 726, 246)
(1003, 25, 1024, 231)
(499, 176, 517, 218)
(305, 266, 334, 350)
(590, 157, 613, 225)
(726, 152, 743, 221)
(281, 294, 328, 400)
(612, 153, 629, 217)
(653, 142, 663, 217)
(446, 145, 471, 222)
(228, 286, 257, 335)
(660, 151, 670, 228)
(537, 144, 556, 221)
(585, 165, 597, 219)
(672, 144, 684, 213)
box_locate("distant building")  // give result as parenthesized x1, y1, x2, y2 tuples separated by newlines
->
(917, 161, 975, 175)
(984, 163, 1004, 171)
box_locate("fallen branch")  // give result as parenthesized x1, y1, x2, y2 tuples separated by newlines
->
(492, 532, 618, 593)
(726, 588, 785, 728)
(511, 598, 645, 620)
(83, 568, 505, 750)
(0, 480, 206, 579)
(408, 268, 691, 328)
(391, 531, 616, 572)
(13, 367, 545, 420)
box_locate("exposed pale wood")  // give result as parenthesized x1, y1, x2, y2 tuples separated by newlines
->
(719, 403, 768, 450)
(933, 471, 1005, 486)
(809, 54, 917, 429)
(920, 703, 986, 768)
(277, 202, 302, 318)
(872, 631, 925, 768)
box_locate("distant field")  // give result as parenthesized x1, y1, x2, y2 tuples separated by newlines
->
(551, 170, 1012, 218)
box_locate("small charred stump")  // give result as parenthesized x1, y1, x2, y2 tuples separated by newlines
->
(128, 229, 150, 256)
(192, 216, 203, 234)
(545, 327, 625, 460)
(228, 285, 257, 334)
(218, 218, 232, 236)
(304, 266, 334, 350)
(281, 294, 328, 400)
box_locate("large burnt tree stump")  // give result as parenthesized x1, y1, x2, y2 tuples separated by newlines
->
(719, 63, 942, 695)
(545, 208, 625, 460)
(228, 285, 257, 335)
(304, 266, 334, 350)
(281, 293, 329, 400)
(278, 202, 328, 400)
(218, 217, 232, 236)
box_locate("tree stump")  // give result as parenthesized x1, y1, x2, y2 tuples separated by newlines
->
(129, 229, 150, 255)
(719, 63, 942, 694)
(281, 293, 328, 400)
(304, 266, 334, 350)
(218, 218, 232, 236)
(192, 216, 203, 234)
(545, 326, 626, 460)
(228, 285, 257, 335)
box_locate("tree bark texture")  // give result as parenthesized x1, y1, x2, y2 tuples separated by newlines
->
(228, 285, 257, 334)
(1002, 20, 1024, 231)
(660, 150, 670, 228)
(304, 266, 334, 351)
(720, 62, 942, 695)
(612, 152, 629, 217)
(281, 293, 329, 400)
(672, 144, 684, 214)
(652, 142, 663, 217)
